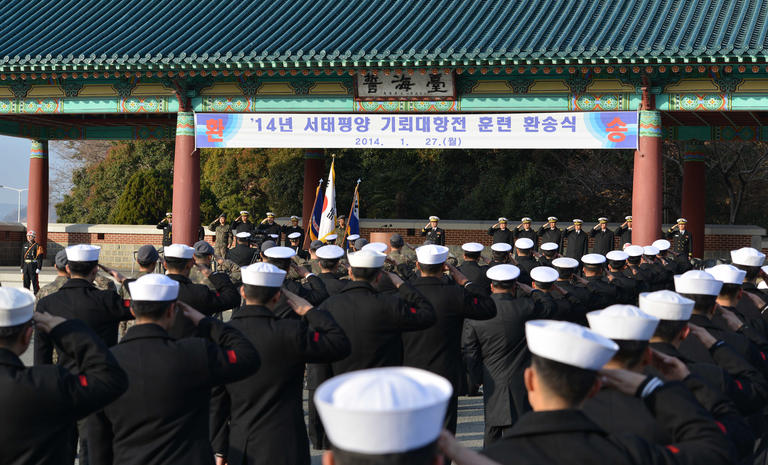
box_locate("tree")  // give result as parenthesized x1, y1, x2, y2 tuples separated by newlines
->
(110, 169, 172, 224)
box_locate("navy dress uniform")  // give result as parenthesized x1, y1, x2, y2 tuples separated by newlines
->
(315, 245, 348, 296)
(403, 245, 496, 434)
(88, 274, 260, 465)
(156, 212, 173, 246)
(458, 242, 490, 295)
(21, 231, 44, 292)
(563, 219, 588, 259)
(0, 288, 128, 465)
(464, 265, 558, 444)
(666, 218, 693, 258)
(483, 320, 734, 465)
(231, 211, 255, 236)
(514, 218, 538, 249)
(282, 215, 304, 247)
(615, 216, 633, 246)
(536, 217, 562, 252)
(420, 216, 446, 246)
(210, 263, 351, 465)
(488, 217, 514, 245)
(257, 212, 283, 239)
(164, 244, 241, 339)
(590, 218, 615, 256)
(227, 232, 259, 266)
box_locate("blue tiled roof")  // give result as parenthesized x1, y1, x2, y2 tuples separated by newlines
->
(1, 0, 766, 72)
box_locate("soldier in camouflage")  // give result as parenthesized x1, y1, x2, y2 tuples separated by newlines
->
(117, 245, 159, 338)
(208, 212, 233, 258)
(385, 233, 416, 279)
(35, 250, 69, 302)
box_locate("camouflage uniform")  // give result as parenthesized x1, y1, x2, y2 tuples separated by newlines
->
(118, 270, 150, 338)
(209, 220, 234, 258)
(216, 258, 242, 284)
(94, 272, 117, 292)
(333, 226, 347, 247)
(385, 248, 417, 279)
(189, 264, 217, 291)
(35, 275, 67, 302)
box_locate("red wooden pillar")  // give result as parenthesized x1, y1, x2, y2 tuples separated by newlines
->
(27, 140, 49, 251)
(171, 111, 200, 246)
(681, 142, 706, 258)
(302, 149, 325, 248)
(631, 109, 663, 246)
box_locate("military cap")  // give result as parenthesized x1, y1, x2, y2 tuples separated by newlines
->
(731, 247, 765, 267)
(606, 250, 629, 262)
(598, 217, 608, 223)
(264, 246, 296, 259)
(639, 290, 694, 321)
(164, 244, 194, 259)
(165, 212, 172, 217)
(338, 215, 346, 220)
(240, 210, 250, 215)
(325, 234, 338, 241)
(552, 257, 579, 269)
(310, 240, 324, 251)
(290, 215, 299, 221)
(266, 212, 275, 218)
(643, 246, 660, 256)
(572, 219, 583, 225)
(416, 245, 449, 265)
(66, 244, 101, 262)
(235, 232, 251, 239)
(492, 242, 513, 253)
(625, 216, 633, 221)
(137, 245, 159, 264)
(521, 217, 532, 223)
(55, 249, 69, 269)
(461, 242, 484, 253)
(242, 262, 286, 288)
(347, 234, 361, 242)
(514, 238, 534, 250)
(389, 233, 404, 246)
(218, 212, 227, 218)
(530, 266, 558, 283)
(498, 217, 508, 223)
(428, 216, 440, 222)
(676, 218, 687, 224)
(705, 264, 746, 285)
(269, 234, 279, 239)
(354, 238, 369, 250)
(193, 240, 214, 256)
(540, 242, 558, 252)
(625, 245, 644, 257)
(674, 270, 722, 296)
(362, 242, 388, 254)
(581, 253, 606, 265)
(348, 250, 386, 268)
(652, 239, 671, 251)
(547, 216, 558, 222)
(260, 240, 277, 252)
(287, 232, 301, 240)
(316, 245, 345, 260)
(26, 230, 36, 237)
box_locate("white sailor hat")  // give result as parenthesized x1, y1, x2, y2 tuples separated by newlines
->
(348, 249, 386, 268)
(526, 320, 618, 370)
(643, 246, 660, 256)
(315, 367, 452, 455)
(461, 242, 484, 253)
(587, 305, 659, 341)
(416, 245, 449, 265)
(547, 216, 558, 222)
(269, 234, 279, 239)
(164, 244, 194, 259)
(674, 270, 722, 296)
(625, 245, 644, 257)
(530, 266, 558, 283)
(652, 239, 671, 251)
(65, 244, 101, 262)
(235, 231, 251, 239)
(731, 247, 766, 267)
(492, 242, 513, 252)
(581, 253, 606, 265)
(346, 234, 361, 242)
(521, 217, 532, 223)
(572, 219, 583, 225)
(266, 212, 275, 217)
(705, 264, 746, 285)
(325, 234, 338, 241)
(362, 242, 389, 254)
(316, 245, 345, 260)
(514, 238, 534, 250)
(540, 242, 559, 252)
(639, 290, 694, 321)
(0, 287, 35, 327)
(128, 273, 180, 301)
(263, 246, 297, 259)
(287, 232, 301, 240)
(625, 216, 633, 221)
(606, 250, 629, 261)
(552, 257, 579, 269)
(486, 264, 520, 281)
(758, 281, 768, 290)
(429, 216, 440, 222)
(239, 210, 250, 215)
(598, 217, 608, 223)
(241, 262, 287, 287)
(498, 217, 508, 223)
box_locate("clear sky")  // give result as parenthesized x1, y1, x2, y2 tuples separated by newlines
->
(0, 135, 63, 221)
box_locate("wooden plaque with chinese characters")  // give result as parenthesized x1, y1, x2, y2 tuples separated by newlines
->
(354, 71, 456, 101)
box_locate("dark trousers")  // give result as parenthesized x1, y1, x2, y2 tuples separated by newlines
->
(22, 263, 39, 292)
(485, 424, 514, 447)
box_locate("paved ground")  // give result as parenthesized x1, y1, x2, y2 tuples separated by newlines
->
(5, 267, 486, 460)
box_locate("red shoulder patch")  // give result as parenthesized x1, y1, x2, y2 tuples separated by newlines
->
(473, 297, 478, 305)
(735, 379, 744, 390)
(78, 375, 88, 387)
(226, 350, 237, 364)
(313, 332, 320, 342)
(410, 307, 416, 314)
(715, 421, 727, 434)
(123, 300, 131, 308)
(665, 445, 680, 454)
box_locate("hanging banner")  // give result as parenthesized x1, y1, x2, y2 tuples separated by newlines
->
(196, 112, 638, 150)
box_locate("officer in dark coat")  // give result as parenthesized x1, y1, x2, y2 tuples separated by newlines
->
(615, 216, 633, 246)
(315, 245, 348, 296)
(257, 212, 282, 239)
(464, 264, 557, 444)
(282, 216, 305, 247)
(563, 219, 588, 259)
(487, 217, 514, 245)
(0, 290, 128, 465)
(590, 217, 615, 255)
(536, 216, 562, 253)
(210, 263, 350, 465)
(226, 232, 259, 266)
(513, 217, 538, 249)
(403, 245, 496, 433)
(481, 320, 734, 465)
(88, 274, 260, 465)
(458, 242, 490, 295)
(156, 212, 173, 247)
(21, 230, 44, 292)
(665, 218, 693, 259)
(230, 211, 255, 238)
(163, 244, 241, 339)
(420, 215, 445, 246)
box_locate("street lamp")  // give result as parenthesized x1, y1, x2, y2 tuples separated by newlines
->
(0, 185, 28, 223)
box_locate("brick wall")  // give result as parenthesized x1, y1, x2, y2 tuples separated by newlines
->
(0, 220, 762, 268)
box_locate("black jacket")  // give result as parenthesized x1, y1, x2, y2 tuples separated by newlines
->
(167, 273, 241, 339)
(420, 226, 446, 245)
(590, 228, 615, 255)
(513, 228, 538, 249)
(615, 225, 632, 245)
(585, 275, 619, 310)
(464, 293, 556, 430)
(0, 320, 127, 465)
(488, 227, 514, 245)
(35, 279, 132, 370)
(226, 244, 258, 267)
(319, 281, 435, 375)
(317, 272, 348, 296)
(458, 261, 491, 295)
(403, 277, 496, 390)
(156, 221, 172, 246)
(88, 319, 259, 465)
(272, 275, 330, 319)
(536, 226, 562, 252)
(563, 229, 588, 259)
(211, 305, 350, 465)
(484, 383, 733, 465)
